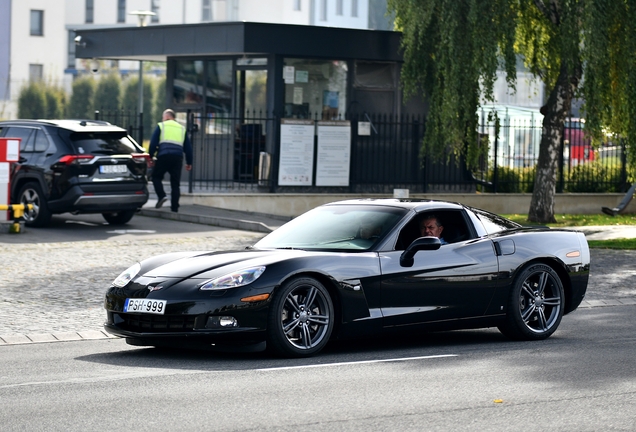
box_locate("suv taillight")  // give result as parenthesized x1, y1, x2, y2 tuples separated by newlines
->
(132, 153, 151, 163)
(58, 155, 94, 165)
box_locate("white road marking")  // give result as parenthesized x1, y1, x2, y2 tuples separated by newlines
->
(106, 229, 157, 234)
(256, 354, 458, 371)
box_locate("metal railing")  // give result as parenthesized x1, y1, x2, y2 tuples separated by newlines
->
(96, 109, 631, 194)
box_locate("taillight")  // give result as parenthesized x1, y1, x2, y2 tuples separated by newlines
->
(59, 155, 94, 165)
(132, 153, 151, 163)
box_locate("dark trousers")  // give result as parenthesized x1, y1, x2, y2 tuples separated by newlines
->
(152, 155, 183, 211)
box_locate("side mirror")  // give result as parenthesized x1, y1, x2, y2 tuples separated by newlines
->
(400, 236, 441, 267)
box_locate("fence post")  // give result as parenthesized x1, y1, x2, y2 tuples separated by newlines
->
(137, 112, 144, 149)
(187, 109, 194, 194)
(557, 121, 565, 193)
(620, 138, 628, 192)
(493, 130, 498, 194)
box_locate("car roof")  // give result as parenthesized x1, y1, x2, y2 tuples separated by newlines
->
(0, 119, 128, 133)
(323, 198, 467, 212)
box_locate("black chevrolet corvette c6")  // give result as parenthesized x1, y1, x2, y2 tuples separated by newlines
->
(104, 199, 590, 357)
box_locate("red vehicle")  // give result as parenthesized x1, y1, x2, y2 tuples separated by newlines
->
(564, 118, 594, 163)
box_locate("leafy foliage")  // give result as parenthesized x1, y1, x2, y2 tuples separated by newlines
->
(388, 0, 636, 223)
(388, 0, 517, 160)
(17, 83, 47, 119)
(44, 86, 66, 119)
(581, 0, 636, 168)
(68, 76, 96, 119)
(94, 73, 122, 111)
(122, 77, 155, 140)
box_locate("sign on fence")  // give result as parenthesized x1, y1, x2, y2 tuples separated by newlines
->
(278, 119, 315, 186)
(316, 120, 351, 187)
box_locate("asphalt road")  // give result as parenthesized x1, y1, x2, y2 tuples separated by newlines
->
(1, 212, 636, 430)
(1, 305, 635, 431)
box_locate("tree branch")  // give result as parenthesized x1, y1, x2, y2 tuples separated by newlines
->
(533, 0, 560, 26)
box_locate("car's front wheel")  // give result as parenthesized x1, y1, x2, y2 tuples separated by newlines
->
(102, 210, 135, 225)
(18, 182, 52, 227)
(498, 263, 564, 340)
(267, 277, 334, 357)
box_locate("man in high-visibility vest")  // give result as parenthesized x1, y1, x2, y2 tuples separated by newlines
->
(149, 109, 193, 213)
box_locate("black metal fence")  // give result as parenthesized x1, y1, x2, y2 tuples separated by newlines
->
(97, 109, 631, 194)
(473, 111, 630, 193)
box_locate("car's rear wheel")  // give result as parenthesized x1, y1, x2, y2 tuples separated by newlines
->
(267, 276, 334, 357)
(102, 210, 135, 225)
(498, 263, 564, 340)
(18, 182, 52, 227)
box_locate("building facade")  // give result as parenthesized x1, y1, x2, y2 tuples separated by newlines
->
(1, 0, 387, 120)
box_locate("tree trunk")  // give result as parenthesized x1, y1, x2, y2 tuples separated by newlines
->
(528, 63, 579, 223)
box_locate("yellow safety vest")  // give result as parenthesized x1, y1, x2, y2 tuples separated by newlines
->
(158, 120, 186, 147)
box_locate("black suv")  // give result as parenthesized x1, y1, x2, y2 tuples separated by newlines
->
(0, 119, 150, 227)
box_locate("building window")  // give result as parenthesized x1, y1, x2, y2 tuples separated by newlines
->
(336, 0, 343, 16)
(293, 0, 301, 11)
(29, 64, 43, 83)
(202, 0, 212, 21)
(117, 0, 126, 23)
(320, 0, 327, 20)
(30, 10, 44, 36)
(67, 31, 76, 69)
(151, 0, 160, 23)
(86, 0, 94, 23)
(283, 58, 348, 119)
(352, 0, 358, 17)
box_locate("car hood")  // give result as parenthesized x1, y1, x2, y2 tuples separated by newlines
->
(142, 249, 312, 279)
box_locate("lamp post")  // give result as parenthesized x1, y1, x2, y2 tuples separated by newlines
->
(129, 10, 155, 145)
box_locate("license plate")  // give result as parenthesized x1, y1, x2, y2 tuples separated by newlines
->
(100, 164, 128, 174)
(124, 298, 167, 314)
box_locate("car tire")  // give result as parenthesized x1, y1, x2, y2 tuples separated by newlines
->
(498, 263, 564, 341)
(267, 276, 334, 357)
(102, 210, 136, 225)
(18, 182, 52, 227)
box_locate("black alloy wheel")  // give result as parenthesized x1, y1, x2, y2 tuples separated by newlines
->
(267, 277, 334, 357)
(498, 263, 564, 340)
(102, 210, 136, 225)
(18, 182, 52, 227)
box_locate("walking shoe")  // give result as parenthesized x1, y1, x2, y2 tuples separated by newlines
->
(155, 197, 167, 208)
(171, 208, 179, 213)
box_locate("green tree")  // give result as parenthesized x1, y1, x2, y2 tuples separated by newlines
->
(122, 76, 155, 141)
(94, 73, 121, 112)
(388, 0, 636, 223)
(68, 75, 96, 119)
(17, 83, 47, 119)
(153, 76, 167, 125)
(44, 86, 66, 119)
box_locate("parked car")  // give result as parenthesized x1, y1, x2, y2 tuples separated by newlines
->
(0, 119, 150, 226)
(104, 199, 590, 357)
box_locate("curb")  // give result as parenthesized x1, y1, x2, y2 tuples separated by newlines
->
(0, 330, 119, 346)
(2, 299, 635, 346)
(138, 208, 277, 233)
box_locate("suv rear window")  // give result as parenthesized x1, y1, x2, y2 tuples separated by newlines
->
(68, 132, 140, 155)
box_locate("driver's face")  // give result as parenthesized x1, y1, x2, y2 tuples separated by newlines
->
(420, 218, 443, 238)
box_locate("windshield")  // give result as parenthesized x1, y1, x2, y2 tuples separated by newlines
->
(255, 204, 408, 251)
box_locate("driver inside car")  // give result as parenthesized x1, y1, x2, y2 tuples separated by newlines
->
(420, 215, 448, 245)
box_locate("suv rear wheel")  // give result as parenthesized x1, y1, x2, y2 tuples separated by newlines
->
(18, 182, 52, 227)
(102, 210, 135, 225)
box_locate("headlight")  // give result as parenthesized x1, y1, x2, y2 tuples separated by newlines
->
(199, 266, 266, 290)
(112, 262, 141, 287)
